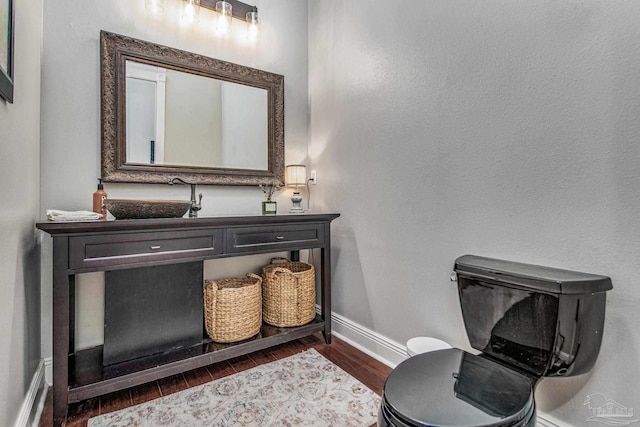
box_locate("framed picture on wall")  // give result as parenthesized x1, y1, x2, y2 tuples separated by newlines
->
(0, 0, 14, 103)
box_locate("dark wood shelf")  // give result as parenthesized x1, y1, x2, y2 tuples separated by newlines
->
(68, 317, 325, 403)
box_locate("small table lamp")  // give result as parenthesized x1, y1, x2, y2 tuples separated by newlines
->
(286, 164, 307, 214)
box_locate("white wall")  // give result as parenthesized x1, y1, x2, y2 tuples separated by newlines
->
(309, 0, 640, 425)
(0, 0, 43, 425)
(41, 0, 308, 351)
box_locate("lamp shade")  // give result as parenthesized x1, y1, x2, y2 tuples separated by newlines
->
(286, 165, 307, 187)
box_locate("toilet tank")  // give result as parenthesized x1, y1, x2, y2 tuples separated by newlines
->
(453, 255, 612, 378)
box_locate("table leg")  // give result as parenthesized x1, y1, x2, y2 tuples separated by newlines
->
(321, 245, 332, 344)
(52, 238, 70, 427)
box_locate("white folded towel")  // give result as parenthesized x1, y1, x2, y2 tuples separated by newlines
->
(46, 210, 103, 222)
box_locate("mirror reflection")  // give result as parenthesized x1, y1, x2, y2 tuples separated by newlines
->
(126, 60, 268, 170)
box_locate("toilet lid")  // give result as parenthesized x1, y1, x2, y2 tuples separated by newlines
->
(383, 348, 535, 427)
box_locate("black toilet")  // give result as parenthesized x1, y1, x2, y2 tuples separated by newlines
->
(379, 255, 612, 427)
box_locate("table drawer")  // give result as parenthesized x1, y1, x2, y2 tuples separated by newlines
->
(226, 223, 325, 254)
(69, 230, 222, 270)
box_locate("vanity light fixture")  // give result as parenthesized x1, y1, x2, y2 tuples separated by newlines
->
(246, 10, 259, 43)
(214, 1, 233, 35)
(200, 0, 258, 37)
(146, 0, 165, 15)
(181, 0, 200, 24)
(145, 0, 259, 39)
(286, 165, 307, 214)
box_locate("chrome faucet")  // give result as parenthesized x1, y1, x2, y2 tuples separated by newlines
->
(168, 177, 202, 218)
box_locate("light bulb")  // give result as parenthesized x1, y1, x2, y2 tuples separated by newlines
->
(216, 1, 233, 35)
(246, 11, 259, 43)
(145, 0, 165, 15)
(182, 0, 200, 24)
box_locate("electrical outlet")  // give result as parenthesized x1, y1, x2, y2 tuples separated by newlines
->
(310, 170, 317, 184)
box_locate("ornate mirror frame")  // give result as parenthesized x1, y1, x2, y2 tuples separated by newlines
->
(100, 31, 284, 185)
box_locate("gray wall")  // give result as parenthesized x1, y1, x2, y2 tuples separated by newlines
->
(41, 0, 308, 350)
(309, 0, 640, 424)
(0, 0, 43, 425)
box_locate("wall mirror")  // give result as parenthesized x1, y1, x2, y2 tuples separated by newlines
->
(101, 31, 284, 185)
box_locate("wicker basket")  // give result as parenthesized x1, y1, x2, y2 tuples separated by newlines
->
(204, 273, 262, 343)
(261, 258, 316, 327)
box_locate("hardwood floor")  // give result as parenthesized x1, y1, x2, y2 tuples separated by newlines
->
(38, 334, 392, 426)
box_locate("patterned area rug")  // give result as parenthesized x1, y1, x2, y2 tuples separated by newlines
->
(88, 348, 380, 426)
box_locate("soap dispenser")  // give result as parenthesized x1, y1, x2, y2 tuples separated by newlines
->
(93, 178, 107, 220)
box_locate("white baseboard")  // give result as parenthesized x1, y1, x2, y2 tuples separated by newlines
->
(14, 359, 48, 427)
(316, 304, 407, 368)
(44, 357, 52, 386)
(330, 313, 407, 368)
(322, 306, 571, 427)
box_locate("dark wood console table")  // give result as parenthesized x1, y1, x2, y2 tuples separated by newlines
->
(37, 213, 340, 427)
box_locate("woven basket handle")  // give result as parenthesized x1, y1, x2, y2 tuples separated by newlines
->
(264, 267, 294, 288)
(268, 266, 292, 276)
(246, 272, 262, 284)
(270, 257, 290, 265)
(267, 266, 299, 303)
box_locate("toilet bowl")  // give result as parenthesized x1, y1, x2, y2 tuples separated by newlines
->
(406, 337, 451, 357)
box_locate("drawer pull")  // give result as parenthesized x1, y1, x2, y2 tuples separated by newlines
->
(149, 245, 162, 250)
(275, 236, 285, 240)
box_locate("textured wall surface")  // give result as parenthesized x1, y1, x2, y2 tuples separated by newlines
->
(309, 0, 640, 424)
(0, 0, 43, 425)
(40, 0, 309, 351)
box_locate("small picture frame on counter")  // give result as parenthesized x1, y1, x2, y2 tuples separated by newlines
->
(262, 201, 277, 215)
